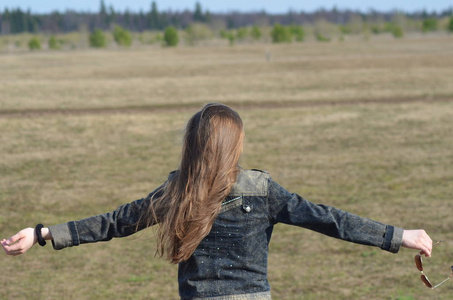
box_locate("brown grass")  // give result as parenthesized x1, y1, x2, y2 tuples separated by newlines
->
(1, 35, 452, 112)
(1, 35, 453, 299)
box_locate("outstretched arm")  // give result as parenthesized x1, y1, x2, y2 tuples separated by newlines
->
(1, 185, 164, 255)
(401, 229, 432, 257)
(268, 179, 434, 255)
(1, 227, 53, 256)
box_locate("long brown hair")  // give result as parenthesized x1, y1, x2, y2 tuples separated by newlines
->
(147, 103, 244, 263)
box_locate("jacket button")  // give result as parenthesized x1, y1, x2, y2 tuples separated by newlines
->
(244, 205, 251, 213)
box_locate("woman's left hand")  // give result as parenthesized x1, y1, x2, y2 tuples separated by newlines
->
(401, 229, 433, 257)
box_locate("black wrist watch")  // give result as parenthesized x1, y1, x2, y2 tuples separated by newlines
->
(35, 224, 47, 247)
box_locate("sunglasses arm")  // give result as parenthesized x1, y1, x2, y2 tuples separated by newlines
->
(431, 274, 453, 289)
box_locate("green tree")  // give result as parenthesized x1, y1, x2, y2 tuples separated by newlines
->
(10, 8, 26, 33)
(236, 27, 248, 40)
(48, 35, 61, 49)
(109, 5, 116, 24)
(271, 24, 291, 43)
(99, 0, 108, 29)
(28, 37, 41, 50)
(219, 30, 236, 46)
(26, 9, 38, 33)
(113, 25, 132, 47)
(2, 9, 10, 34)
(193, 2, 205, 23)
(184, 23, 213, 45)
(89, 29, 107, 48)
(370, 24, 382, 34)
(227, 32, 236, 46)
(163, 26, 179, 47)
(448, 17, 453, 32)
(251, 26, 262, 40)
(315, 32, 330, 42)
(422, 18, 438, 32)
(392, 25, 404, 38)
(290, 25, 304, 42)
(148, 1, 160, 30)
(219, 30, 228, 39)
(339, 25, 352, 35)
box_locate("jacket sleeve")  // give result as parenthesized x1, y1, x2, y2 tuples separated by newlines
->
(48, 191, 158, 250)
(267, 179, 403, 253)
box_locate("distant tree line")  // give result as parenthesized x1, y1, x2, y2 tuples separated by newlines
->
(0, 1, 452, 35)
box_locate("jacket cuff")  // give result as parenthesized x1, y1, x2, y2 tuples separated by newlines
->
(382, 225, 404, 253)
(48, 221, 79, 250)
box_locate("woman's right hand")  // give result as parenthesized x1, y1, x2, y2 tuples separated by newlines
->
(1, 228, 37, 256)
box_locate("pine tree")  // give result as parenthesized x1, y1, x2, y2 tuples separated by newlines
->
(99, 0, 108, 29)
(2, 9, 11, 34)
(148, 1, 160, 30)
(193, 2, 205, 23)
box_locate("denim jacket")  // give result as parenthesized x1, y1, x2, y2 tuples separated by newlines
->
(49, 169, 403, 300)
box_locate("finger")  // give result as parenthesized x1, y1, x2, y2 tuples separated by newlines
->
(2, 245, 25, 256)
(7, 233, 23, 245)
(4, 248, 25, 256)
(420, 248, 431, 257)
(422, 240, 433, 257)
(2, 240, 25, 253)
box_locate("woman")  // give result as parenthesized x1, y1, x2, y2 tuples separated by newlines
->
(2, 103, 432, 300)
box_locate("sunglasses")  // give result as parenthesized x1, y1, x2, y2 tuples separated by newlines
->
(414, 241, 453, 289)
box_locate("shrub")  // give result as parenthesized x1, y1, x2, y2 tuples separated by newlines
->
(290, 25, 304, 42)
(154, 33, 163, 44)
(184, 23, 213, 45)
(28, 37, 41, 50)
(89, 29, 107, 48)
(422, 18, 438, 32)
(227, 32, 236, 46)
(315, 32, 330, 42)
(251, 26, 261, 40)
(314, 19, 338, 41)
(48, 36, 61, 50)
(370, 25, 382, 34)
(383, 22, 394, 33)
(219, 30, 237, 46)
(448, 17, 453, 33)
(163, 26, 179, 47)
(339, 25, 352, 35)
(345, 16, 365, 34)
(236, 27, 248, 40)
(271, 24, 291, 43)
(113, 25, 132, 47)
(219, 30, 228, 39)
(392, 25, 404, 38)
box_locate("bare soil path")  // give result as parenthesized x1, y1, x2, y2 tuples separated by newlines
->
(1, 96, 452, 119)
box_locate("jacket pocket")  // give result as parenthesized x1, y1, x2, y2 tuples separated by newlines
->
(220, 196, 243, 214)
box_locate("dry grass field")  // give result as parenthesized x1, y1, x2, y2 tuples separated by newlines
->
(1, 35, 453, 299)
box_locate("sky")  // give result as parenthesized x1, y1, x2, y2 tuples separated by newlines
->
(1, 0, 452, 14)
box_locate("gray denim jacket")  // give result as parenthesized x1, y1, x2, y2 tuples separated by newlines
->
(49, 169, 403, 300)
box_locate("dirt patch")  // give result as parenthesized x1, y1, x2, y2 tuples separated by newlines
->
(1, 96, 452, 119)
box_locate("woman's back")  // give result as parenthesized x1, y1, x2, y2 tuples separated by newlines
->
(179, 169, 272, 299)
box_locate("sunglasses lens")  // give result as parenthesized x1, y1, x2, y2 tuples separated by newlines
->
(421, 275, 433, 288)
(414, 255, 423, 271)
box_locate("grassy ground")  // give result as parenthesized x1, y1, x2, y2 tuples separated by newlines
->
(1, 35, 452, 112)
(1, 36, 453, 299)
